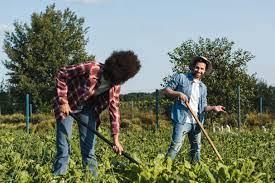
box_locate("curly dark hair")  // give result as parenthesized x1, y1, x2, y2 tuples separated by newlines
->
(103, 50, 141, 85)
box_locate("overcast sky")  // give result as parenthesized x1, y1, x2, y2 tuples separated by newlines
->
(0, 0, 274, 93)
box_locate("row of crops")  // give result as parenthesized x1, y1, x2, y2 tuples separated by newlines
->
(0, 121, 274, 182)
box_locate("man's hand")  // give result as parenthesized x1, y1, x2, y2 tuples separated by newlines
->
(113, 134, 124, 155)
(213, 105, 226, 113)
(164, 88, 188, 102)
(178, 92, 188, 102)
(60, 103, 71, 116)
(113, 141, 124, 155)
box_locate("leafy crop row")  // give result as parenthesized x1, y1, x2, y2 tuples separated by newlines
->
(0, 123, 274, 182)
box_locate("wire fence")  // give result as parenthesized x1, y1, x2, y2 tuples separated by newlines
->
(1, 87, 275, 131)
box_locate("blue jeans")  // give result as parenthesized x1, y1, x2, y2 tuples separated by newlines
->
(52, 105, 98, 176)
(166, 122, 201, 162)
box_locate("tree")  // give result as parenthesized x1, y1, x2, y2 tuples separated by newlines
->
(269, 86, 275, 115)
(165, 37, 264, 117)
(255, 80, 274, 113)
(3, 4, 94, 112)
(0, 79, 14, 114)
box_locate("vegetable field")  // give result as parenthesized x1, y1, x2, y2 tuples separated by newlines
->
(0, 123, 274, 183)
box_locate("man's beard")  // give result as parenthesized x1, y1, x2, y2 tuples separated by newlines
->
(194, 72, 202, 79)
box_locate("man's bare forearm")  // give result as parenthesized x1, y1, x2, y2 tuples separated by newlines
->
(164, 88, 180, 98)
(204, 105, 226, 113)
(113, 133, 119, 143)
(204, 105, 214, 112)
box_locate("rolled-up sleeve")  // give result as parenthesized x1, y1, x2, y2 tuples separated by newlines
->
(108, 85, 121, 135)
(202, 87, 208, 111)
(166, 74, 180, 90)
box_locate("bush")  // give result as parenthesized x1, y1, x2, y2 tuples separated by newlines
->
(31, 119, 55, 133)
(0, 113, 54, 124)
(243, 112, 274, 128)
(0, 113, 25, 123)
(120, 119, 131, 129)
(30, 113, 54, 124)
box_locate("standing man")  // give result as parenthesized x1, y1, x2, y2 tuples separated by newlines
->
(164, 56, 225, 162)
(52, 50, 141, 176)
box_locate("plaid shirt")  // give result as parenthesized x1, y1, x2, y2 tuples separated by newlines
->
(53, 61, 121, 135)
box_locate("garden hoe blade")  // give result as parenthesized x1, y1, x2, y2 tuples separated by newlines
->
(69, 112, 140, 165)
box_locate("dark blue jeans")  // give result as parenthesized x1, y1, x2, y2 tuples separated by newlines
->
(52, 105, 98, 176)
(166, 122, 201, 162)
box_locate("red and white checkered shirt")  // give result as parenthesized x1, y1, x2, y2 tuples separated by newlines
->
(53, 61, 121, 135)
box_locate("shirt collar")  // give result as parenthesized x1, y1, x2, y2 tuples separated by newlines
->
(187, 73, 202, 86)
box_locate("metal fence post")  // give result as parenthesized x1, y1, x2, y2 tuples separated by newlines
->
(131, 101, 134, 119)
(30, 103, 32, 123)
(259, 96, 263, 114)
(155, 89, 159, 130)
(237, 85, 241, 129)
(25, 94, 30, 133)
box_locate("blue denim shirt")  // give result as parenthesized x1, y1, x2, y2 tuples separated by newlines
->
(166, 73, 208, 124)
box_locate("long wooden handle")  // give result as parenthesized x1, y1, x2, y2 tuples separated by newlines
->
(69, 112, 140, 165)
(185, 102, 223, 161)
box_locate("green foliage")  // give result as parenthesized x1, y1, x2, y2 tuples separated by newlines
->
(0, 127, 274, 182)
(3, 4, 94, 112)
(120, 90, 167, 101)
(0, 113, 25, 123)
(243, 112, 274, 128)
(208, 112, 238, 127)
(120, 92, 155, 101)
(119, 100, 173, 130)
(165, 37, 273, 115)
(29, 113, 54, 124)
(256, 84, 275, 114)
(0, 113, 53, 124)
(0, 79, 18, 114)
